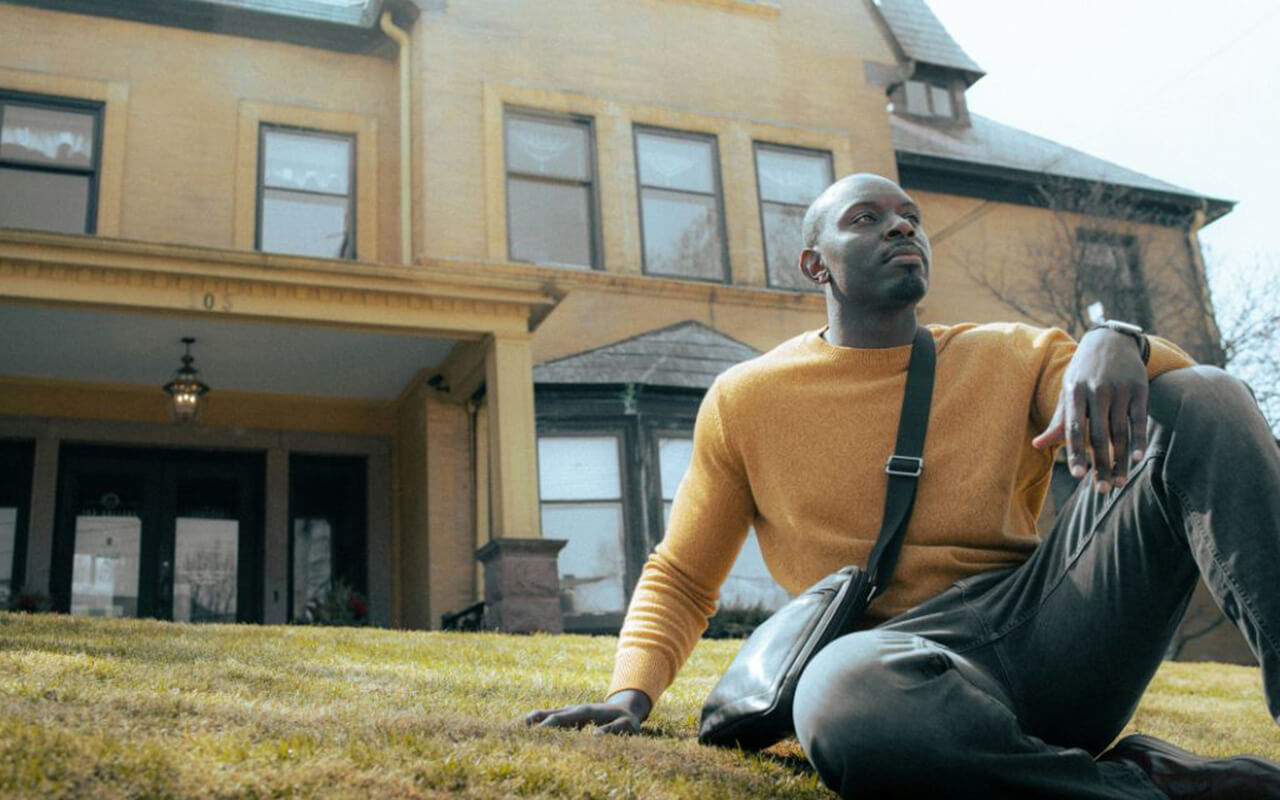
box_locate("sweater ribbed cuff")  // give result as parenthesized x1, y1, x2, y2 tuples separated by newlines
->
(606, 646, 673, 707)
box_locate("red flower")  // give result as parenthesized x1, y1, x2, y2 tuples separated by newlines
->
(347, 592, 369, 619)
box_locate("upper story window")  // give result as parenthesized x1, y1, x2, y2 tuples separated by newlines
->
(754, 143, 833, 290)
(901, 79, 955, 120)
(257, 125, 355, 259)
(1078, 231, 1152, 329)
(504, 109, 599, 269)
(0, 91, 102, 234)
(634, 127, 728, 282)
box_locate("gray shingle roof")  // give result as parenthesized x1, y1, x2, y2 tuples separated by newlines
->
(892, 112, 1202, 197)
(875, 0, 983, 77)
(533, 321, 760, 390)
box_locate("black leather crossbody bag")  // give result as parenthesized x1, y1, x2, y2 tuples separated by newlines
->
(697, 327, 936, 750)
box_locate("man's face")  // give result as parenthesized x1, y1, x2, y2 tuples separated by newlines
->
(803, 176, 931, 311)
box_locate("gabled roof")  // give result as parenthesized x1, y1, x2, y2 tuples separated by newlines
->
(533, 321, 760, 390)
(892, 112, 1235, 223)
(874, 0, 984, 81)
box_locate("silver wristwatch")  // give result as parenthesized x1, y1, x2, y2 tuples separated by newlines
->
(1090, 319, 1151, 364)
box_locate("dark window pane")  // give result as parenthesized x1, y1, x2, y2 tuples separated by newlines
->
(905, 81, 930, 114)
(0, 168, 90, 233)
(1, 103, 94, 166)
(640, 187, 724, 279)
(505, 115, 589, 180)
(762, 202, 815, 290)
(507, 178, 592, 268)
(262, 129, 351, 194)
(261, 188, 351, 258)
(636, 131, 715, 193)
(756, 147, 830, 205)
(930, 85, 953, 118)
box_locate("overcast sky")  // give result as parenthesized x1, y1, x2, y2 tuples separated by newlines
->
(923, 0, 1280, 309)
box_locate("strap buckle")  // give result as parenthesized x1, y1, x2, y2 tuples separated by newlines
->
(884, 454, 924, 477)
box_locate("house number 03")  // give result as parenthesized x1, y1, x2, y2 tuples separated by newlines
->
(195, 290, 233, 312)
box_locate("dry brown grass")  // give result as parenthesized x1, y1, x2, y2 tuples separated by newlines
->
(0, 612, 1275, 798)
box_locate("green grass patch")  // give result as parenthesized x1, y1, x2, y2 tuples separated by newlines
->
(0, 612, 1275, 798)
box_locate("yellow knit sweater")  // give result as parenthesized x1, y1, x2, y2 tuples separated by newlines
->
(607, 322, 1195, 704)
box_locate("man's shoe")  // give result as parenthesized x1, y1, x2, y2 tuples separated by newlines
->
(1098, 733, 1280, 799)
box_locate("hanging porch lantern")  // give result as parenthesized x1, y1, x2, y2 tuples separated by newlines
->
(162, 337, 210, 422)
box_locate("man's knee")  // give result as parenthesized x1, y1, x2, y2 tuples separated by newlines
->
(793, 631, 951, 776)
(1150, 365, 1262, 427)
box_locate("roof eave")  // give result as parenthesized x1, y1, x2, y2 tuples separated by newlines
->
(896, 151, 1235, 227)
(0, 0, 422, 55)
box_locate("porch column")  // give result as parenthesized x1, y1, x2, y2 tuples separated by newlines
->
(479, 333, 565, 633)
(483, 333, 540, 542)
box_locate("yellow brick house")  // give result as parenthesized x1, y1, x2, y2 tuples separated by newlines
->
(0, 0, 1232, 641)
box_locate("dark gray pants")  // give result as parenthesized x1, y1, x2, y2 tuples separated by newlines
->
(792, 367, 1280, 799)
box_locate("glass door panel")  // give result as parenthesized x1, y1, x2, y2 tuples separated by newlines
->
(291, 517, 332, 617)
(173, 518, 238, 623)
(172, 476, 241, 624)
(70, 515, 141, 617)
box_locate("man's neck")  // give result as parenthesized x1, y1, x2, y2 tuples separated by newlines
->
(824, 305, 918, 349)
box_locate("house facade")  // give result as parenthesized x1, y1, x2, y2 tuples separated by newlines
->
(0, 0, 1235, 650)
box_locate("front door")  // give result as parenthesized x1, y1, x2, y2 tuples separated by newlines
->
(52, 446, 263, 622)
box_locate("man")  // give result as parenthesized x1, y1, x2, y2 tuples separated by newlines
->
(526, 174, 1280, 798)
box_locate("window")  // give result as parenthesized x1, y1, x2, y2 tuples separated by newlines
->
(257, 125, 355, 259)
(1077, 231, 1152, 328)
(536, 385, 790, 633)
(537, 435, 628, 619)
(754, 143, 834, 290)
(901, 80, 955, 120)
(0, 91, 102, 234)
(504, 109, 599, 268)
(634, 127, 728, 281)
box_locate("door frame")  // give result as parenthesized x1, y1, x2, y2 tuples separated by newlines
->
(51, 444, 265, 622)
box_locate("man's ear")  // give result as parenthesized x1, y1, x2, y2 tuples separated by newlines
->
(799, 248, 828, 284)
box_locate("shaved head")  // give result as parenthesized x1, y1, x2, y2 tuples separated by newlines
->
(801, 173, 909, 248)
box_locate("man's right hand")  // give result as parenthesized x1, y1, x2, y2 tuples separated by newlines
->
(523, 689, 652, 735)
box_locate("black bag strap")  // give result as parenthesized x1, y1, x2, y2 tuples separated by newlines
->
(864, 326, 936, 596)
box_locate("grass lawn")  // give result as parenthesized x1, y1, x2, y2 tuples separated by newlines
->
(1, 612, 1276, 799)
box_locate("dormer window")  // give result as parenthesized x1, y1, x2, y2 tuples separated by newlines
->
(901, 79, 955, 120)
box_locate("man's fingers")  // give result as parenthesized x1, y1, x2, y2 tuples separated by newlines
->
(532, 705, 596, 729)
(1087, 387, 1113, 491)
(594, 716, 639, 736)
(1032, 403, 1065, 449)
(527, 704, 636, 732)
(1064, 384, 1088, 478)
(524, 709, 552, 726)
(1130, 385, 1150, 463)
(1108, 386, 1132, 487)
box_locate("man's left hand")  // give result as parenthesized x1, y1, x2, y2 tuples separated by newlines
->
(1032, 329, 1149, 493)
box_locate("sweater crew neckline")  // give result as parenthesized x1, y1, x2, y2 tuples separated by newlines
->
(803, 328, 916, 372)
